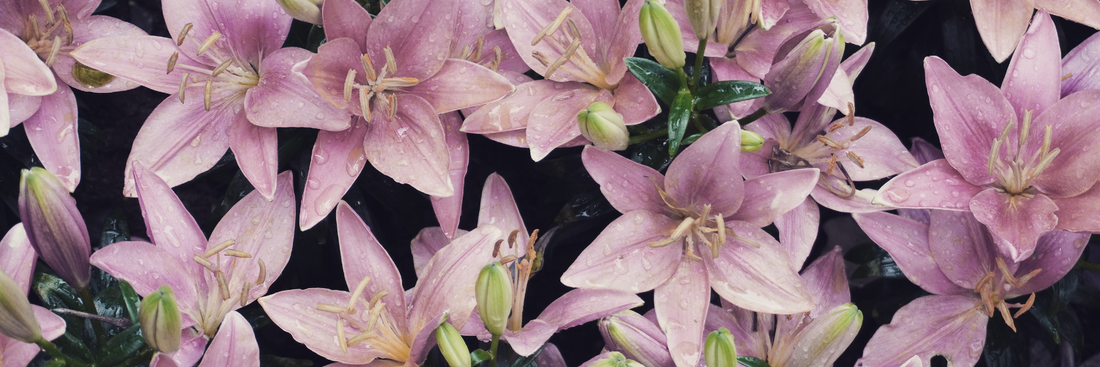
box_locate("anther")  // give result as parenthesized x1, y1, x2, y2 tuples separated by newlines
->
(347, 276, 372, 313)
(544, 38, 581, 78)
(850, 125, 872, 141)
(828, 122, 844, 133)
(460, 45, 472, 60)
(212, 59, 232, 77)
(197, 32, 222, 57)
(847, 102, 856, 124)
(825, 154, 838, 176)
(997, 302, 1016, 332)
(1019, 110, 1033, 149)
(167, 52, 179, 74)
(62, 19, 74, 45)
(367, 291, 387, 310)
(224, 249, 252, 258)
(670, 217, 696, 240)
(177, 23, 194, 46)
(988, 138, 1003, 175)
(316, 303, 348, 313)
(192, 255, 216, 271)
(508, 230, 521, 248)
(493, 239, 504, 258)
(383, 47, 397, 74)
(178, 72, 189, 103)
(532, 7, 573, 46)
(996, 258, 1018, 286)
(846, 151, 865, 169)
(361, 53, 377, 81)
(473, 37, 485, 61)
(343, 69, 356, 102)
(1014, 293, 1035, 318)
(716, 214, 726, 248)
(39, 0, 55, 24)
(255, 259, 267, 285)
(215, 270, 230, 300)
(1016, 268, 1041, 288)
(816, 135, 844, 150)
(204, 239, 236, 258)
(203, 79, 213, 111)
(491, 47, 503, 72)
(387, 94, 397, 118)
(358, 86, 372, 119)
(240, 283, 251, 307)
(532, 50, 552, 67)
(1062, 73, 1073, 81)
(500, 255, 518, 264)
(45, 36, 61, 66)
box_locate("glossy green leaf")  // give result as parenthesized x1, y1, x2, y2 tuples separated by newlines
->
(51, 331, 95, 363)
(96, 325, 147, 366)
(625, 57, 681, 104)
(470, 349, 492, 366)
(845, 243, 904, 279)
(694, 81, 770, 110)
(119, 281, 141, 325)
(33, 272, 83, 310)
(738, 356, 771, 367)
(668, 88, 694, 156)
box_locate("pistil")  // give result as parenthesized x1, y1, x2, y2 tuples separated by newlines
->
(986, 110, 1061, 197)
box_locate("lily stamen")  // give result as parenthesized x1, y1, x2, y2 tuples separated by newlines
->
(196, 31, 222, 57)
(211, 59, 233, 77)
(177, 23, 193, 46)
(383, 47, 397, 74)
(532, 7, 573, 46)
(215, 269, 230, 299)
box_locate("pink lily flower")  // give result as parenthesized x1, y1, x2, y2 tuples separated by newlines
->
(71, 0, 349, 200)
(296, 0, 514, 230)
(89, 164, 295, 366)
(260, 202, 501, 366)
(412, 173, 643, 356)
(956, 0, 1100, 62)
(562, 122, 819, 367)
(151, 311, 261, 367)
(0, 224, 67, 367)
(852, 208, 1089, 367)
(1061, 30, 1100, 96)
(2, 0, 147, 191)
(460, 0, 661, 161)
(872, 11, 1100, 261)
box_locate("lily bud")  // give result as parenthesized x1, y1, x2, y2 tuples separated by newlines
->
(476, 262, 512, 336)
(277, 0, 324, 25)
(715, 0, 760, 45)
(762, 20, 845, 114)
(684, 0, 721, 41)
(600, 311, 673, 367)
(777, 303, 863, 367)
(578, 102, 630, 151)
(19, 167, 91, 290)
(705, 328, 737, 367)
(740, 130, 765, 152)
(0, 270, 42, 343)
(584, 352, 646, 367)
(139, 286, 182, 353)
(435, 321, 471, 367)
(639, 0, 686, 69)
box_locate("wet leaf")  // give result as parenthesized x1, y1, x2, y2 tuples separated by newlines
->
(668, 88, 694, 156)
(119, 281, 141, 324)
(738, 356, 771, 367)
(95, 325, 146, 366)
(846, 243, 904, 279)
(694, 81, 770, 110)
(625, 57, 681, 104)
(470, 349, 491, 365)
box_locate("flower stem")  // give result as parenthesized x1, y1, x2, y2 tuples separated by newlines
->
(629, 129, 669, 145)
(738, 107, 767, 125)
(1077, 260, 1100, 273)
(489, 334, 501, 364)
(35, 338, 90, 367)
(77, 287, 107, 348)
(51, 308, 133, 328)
(691, 40, 707, 89)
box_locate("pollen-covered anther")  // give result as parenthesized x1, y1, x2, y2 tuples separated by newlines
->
(167, 52, 179, 74)
(361, 53, 377, 81)
(203, 79, 213, 111)
(255, 259, 266, 285)
(215, 269, 230, 300)
(178, 72, 189, 103)
(343, 69, 356, 102)
(239, 284, 251, 307)
(846, 151, 865, 169)
(816, 135, 844, 150)
(346, 276, 372, 314)
(211, 59, 233, 77)
(532, 7, 573, 46)
(383, 47, 398, 74)
(196, 31, 222, 57)
(177, 23, 193, 46)
(44, 36, 62, 66)
(1062, 73, 1073, 81)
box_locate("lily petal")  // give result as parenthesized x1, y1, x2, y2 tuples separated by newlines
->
(803, 0, 868, 44)
(1051, 184, 1100, 232)
(23, 86, 81, 191)
(70, 35, 204, 94)
(364, 0, 454, 80)
(704, 221, 814, 314)
(839, 117, 920, 181)
(872, 159, 983, 211)
(1027, 90, 1100, 197)
(1061, 32, 1100, 96)
(655, 259, 709, 367)
(665, 122, 745, 217)
(1012, 230, 1090, 295)
(537, 289, 643, 330)
(727, 168, 819, 228)
(501, 319, 557, 356)
(774, 198, 819, 269)
(526, 85, 606, 161)
(0, 224, 35, 292)
(408, 225, 501, 332)
(410, 227, 463, 278)
(198, 311, 259, 367)
(1037, 0, 1100, 33)
(612, 73, 661, 125)
(405, 59, 514, 113)
(364, 94, 453, 197)
(430, 112, 469, 239)
(162, 0, 290, 68)
(581, 146, 671, 215)
(300, 117, 369, 230)
(477, 172, 527, 245)
(131, 163, 208, 279)
(336, 201, 407, 334)
(0, 29, 56, 96)
(855, 295, 987, 367)
(259, 289, 387, 364)
(89, 241, 199, 321)
(246, 47, 352, 131)
(560, 210, 682, 293)
(228, 121, 279, 200)
(461, 80, 572, 134)
(801, 247, 850, 318)
(970, 0, 1034, 62)
(56, 15, 145, 93)
(927, 210, 1003, 289)
(322, 0, 372, 48)
(852, 212, 970, 296)
(968, 188, 1057, 261)
(501, 0, 599, 83)
(1001, 10, 1060, 118)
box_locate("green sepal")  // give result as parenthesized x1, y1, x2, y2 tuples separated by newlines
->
(625, 57, 681, 104)
(668, 88, 694, 156)
(694, 81, 771, 110)
(737, 356, 771, 367)
(96, 324, 146, 366)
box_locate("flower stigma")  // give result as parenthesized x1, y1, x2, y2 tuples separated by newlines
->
(166, 23, 261, 111)
(986, 110, 1060, 202)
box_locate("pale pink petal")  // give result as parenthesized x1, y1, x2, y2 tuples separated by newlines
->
(927, 210, 1004, 288)
(207, 171, 296, 303)
(300, 118, 369, 230)
(121, 95, 235, 197)
(71, 35, 203, 95)
(839, 117, 920, 181)
(655, 260, 708, 367)
(408, 225, 501, 333)
(322, 0, 372, 48)
(23, 86, 80, 191)
(572, 0, 619, 62)
(363, 95, 453, 197)
(1061, 32, 1100, 96)
(811, 186, 884, 213)
(704, 221, 814, 314)
(0, 224, 35, 292)
(537, 343, 567, 367)
(1027, 90, 1100, 197)
(7, 94, 42, 129)
(228, 121, 279, 200)
(33, 305, 65, 341)
(536, 289, 643, 330)
(246, 47, 352, 131)
(759, 0, 792, 29)
(90, 241, 199, 318)
(560, 210, 682, 292)
(408, 313, 446, 365)
(818, 69, 855, 113)
(259, 289, 386, 364)
(727, 168, 819, 227)
(801, 247, 850, 318)
(501, 0, 599, 83)
(1012, 230, 1090, 295)
(704, 304, 760, 360)
(774, 198, 819, 269)
(803, 0, 868, 44)
(461, 80, 571, 134)
(405, 59, 514, 113)
(855, 295, 987, 367)
(612, 73, 660, 125)
(430, 112, 468, 239)
(131, 163, 207, 279)
(969, 188, 1056, 261)
(502, 320, 558, 356)
(853, 212, 969, 296)
(970, 0, 1034, 62)
(364, 0, 454, 80)
(606, 310, 675, 367)
(602, 0, 645, 85)
(481, 130, 530, 147)
(410, 227, 463, 278)
(581, 146, 671, 215)
(665, 123, 745, 217)
(924, 56, 1015, 186)
(153, 329, 209, 367)
(198, 311, 259, 367)
(741, 113, 792, 179)
(1039, 0, 1100, 29)
(1052, 184, 1100, 232)
(1001, 10, 1060, 118)
(477, 173, 527, 245)
(0, 29, 55, 96)
(872, 159, 983, 211)
(526, 86, 606, 161)
(734, 4, 820, 80)
(335, 202, 407, 334)
(55, 15, 145, 93)
(162, 0, 291, 68)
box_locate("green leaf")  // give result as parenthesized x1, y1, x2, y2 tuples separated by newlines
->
(33, 272, 83, 310)
(470, 349, 492, 366)
(52, 331, 95, 363)
(738, 356, 771, 367)
(96, 325, 146, 366)
(510, 345, 544, 367)
(119, 281, 141, 325)
(668, 88, 694, 156)
(694, 81, 770, 111)
(625, 57, 681, 104)
(845, 243, 904, 279)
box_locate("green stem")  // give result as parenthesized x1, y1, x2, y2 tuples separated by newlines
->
(489, 334, 501, 364)
(629, 129, 669, 145)
(690, 112, 709, 134)
(675, 68, 690, 91)
(35, 338, 90, 367)
(1076, 260, 1100, 273)
(109, 348, 155, 367)
(691, 40, 707, 90)
(738, 107, 768, 125)
(77, 287, 107, 349)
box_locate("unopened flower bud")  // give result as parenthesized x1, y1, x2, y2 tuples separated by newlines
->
(139, 286, 182, 353)
(436, 321, 471, 367)
(639, 0, 686, 69)
(777, 303, 863, 367)
(19, 167, 91, 290)
(684, 0, 721, 41)
(600, 311, 673, 367)
(0, 270, 41, 343)
(705, 327, 737, 367)
(578, 102, 630, 151)
(715, 0, 760, 44)
(740, 130, 765, 152)
(762, 21, 845, 114)
(476, 262, 512, 336)
(583, 351, 646, 367)
(277, 0, 324, 25)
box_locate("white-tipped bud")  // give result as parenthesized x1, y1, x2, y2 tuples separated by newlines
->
(578, 102, 630, 151)
(740, 130, 765, 152)
(0, 270, 41, 343)
(436, 321, 471, 367)
(639, 0, 686, 69)
(684, 0, 721, 41)
(277, 0, 324, 25)
(139, 285, 182, 353)
(476, 262, 512, 336)
(705, 327, 737, 367)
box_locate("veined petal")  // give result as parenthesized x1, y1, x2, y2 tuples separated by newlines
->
(560, 210, 682, 292)
(228, 121, 279, 200)
(774, 198, 819, 269)
(838, 117, 920, 181)
(162, 0, 291, 68)
(602, 0, 645, 85)
(71, 35, 203, 95)
(969, 188, 1057, 262)
(727, 168, 819, 228)
(131, 163, 208, 280)
(247, 47, 352, 131)
(501, 320, 557, 356)
(801, 247, 850, 318)
(970, 0, 1034, 62)
(24, 86, 81, 191)
(612, 74, 660, 125)
(410, 227, 463, 278)
(364, 0, 454, 80)
(303, 38, 365, 111)
(408, 313, 447, 365)
(526, 85, 606, 161)
(924, 56, 1015, 186)
(0, 224, 35, 292)
(927, 210, 1003, 289)
(1001, 10, 1060, 118)
(7, 94, 43, 130)
(477, 173, 527, 244)
(1061, 32, 1100, 96)
(704, 221, 814, 314)
(872, 159, 983, 211)
(405, 59, 514, 113)
(121, 93, 235, 197)
(461, 80, 573, 133)
(537, 289, 643, 330)
(655, 259, 709, 367)
(90, 241, 199, 321)
(501, 0, 599, 83)
(1052, 184, 1100, 232)
(665, 123, 745, 217)
(803, 0, 868, 44)
(1027, 90, 1100, 197)
(0, 29, 55, 96)
(363, 94, 453, 197)
(581, 146, 671, 215)
(299, 118, 369, 230)
(782, 304, 862, 367)
(853, 212, 970, 296)
(259, 289, 388, 364)
(56, 15, 145, 93)
(855, 295, 987, 367)
(430, 112, 468, 239)
(322, 0, 372, 49)
(198, 311, 259, 367)
(1012, 230, 1089, 295)
(335, 202, 407, 334)
(408, 225, 501, 333)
